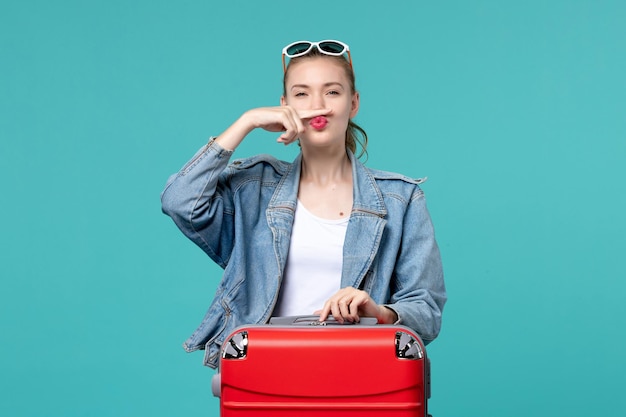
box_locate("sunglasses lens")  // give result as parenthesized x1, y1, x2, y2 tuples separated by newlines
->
(318, 41, 345, 54)
(286, 42, 312, 56)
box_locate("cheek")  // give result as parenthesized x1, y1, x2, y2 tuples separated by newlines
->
(339, 100, 355, 117)
(284, 97, 309, 109)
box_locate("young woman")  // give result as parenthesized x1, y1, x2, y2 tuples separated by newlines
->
(161, 40, 446, 368)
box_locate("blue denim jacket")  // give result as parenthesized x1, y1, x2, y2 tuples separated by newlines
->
(161, 139, 446, 368)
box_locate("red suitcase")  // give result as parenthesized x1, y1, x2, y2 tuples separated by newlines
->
(212, 316, 431, 416)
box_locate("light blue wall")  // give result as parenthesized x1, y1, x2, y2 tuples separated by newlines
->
(1, 1, 624, 416)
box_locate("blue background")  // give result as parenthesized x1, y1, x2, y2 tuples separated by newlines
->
(2, 1, 625, 416)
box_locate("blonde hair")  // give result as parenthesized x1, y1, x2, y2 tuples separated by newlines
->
(283, 49, 369, 159)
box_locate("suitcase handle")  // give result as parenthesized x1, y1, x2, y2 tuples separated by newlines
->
(268, 315, 378, 326)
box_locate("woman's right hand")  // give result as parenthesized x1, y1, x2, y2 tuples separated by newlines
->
(215, 106, 332, 150)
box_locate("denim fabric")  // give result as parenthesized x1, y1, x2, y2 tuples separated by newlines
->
(161, 139, 446, 368)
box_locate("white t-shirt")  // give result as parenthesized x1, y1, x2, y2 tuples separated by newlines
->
(272, 200, 349, 317)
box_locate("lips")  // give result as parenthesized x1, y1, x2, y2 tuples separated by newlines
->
(310, 116, 328, 130)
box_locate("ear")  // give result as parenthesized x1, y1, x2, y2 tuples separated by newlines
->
(350, 91, 360, 118)
(280, 96, 287, 106)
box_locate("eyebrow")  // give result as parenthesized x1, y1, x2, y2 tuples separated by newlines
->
(290, 82, 345, 90)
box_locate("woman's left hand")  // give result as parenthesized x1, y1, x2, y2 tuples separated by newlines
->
(315, 287, 397, 324)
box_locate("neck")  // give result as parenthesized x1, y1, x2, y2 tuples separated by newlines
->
(300, 148, 351, 185)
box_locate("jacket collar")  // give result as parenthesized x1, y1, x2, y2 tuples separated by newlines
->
(268, 150, 387, 217)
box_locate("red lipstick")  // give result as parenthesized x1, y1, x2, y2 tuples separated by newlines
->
(310, 116, 328, 130)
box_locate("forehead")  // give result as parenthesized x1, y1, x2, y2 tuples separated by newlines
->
(285, 57, 349, 87)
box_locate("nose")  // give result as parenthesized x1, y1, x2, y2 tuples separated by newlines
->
(311, 93, 325, 110)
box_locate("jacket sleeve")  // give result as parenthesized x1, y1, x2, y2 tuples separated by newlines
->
(160, 138, 236, 268)
(386, 191, 446, 344)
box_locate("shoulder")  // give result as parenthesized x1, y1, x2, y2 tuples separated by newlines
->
(229, 153, 292, 174)
(362, 167, 434, 221)
(362, 164, 430, 205)
(222, 153, 295, 189)
(363, 163, 428, 193)
(367, 167, 428, 187)
(351, 156, 429, 208)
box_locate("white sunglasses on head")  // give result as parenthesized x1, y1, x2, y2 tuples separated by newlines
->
(281, 40, 352, 72)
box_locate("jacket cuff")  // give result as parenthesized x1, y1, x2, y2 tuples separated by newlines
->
(382, 305, 402, 325)
(207, 136, 235, 158)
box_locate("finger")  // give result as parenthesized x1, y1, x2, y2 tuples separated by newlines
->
(297, 108, 333, 121)
(354, 294, 378, 319)
(347, 298, 362, 323)
(278, 109, 305, 144)
(338, 298, 355, 323)
(277, 132, 296, 144)
(329, 300, 344, 324)
(276, 124, 297, 144)
(316, 303, 331, 322)
(290, 108, 308, 133)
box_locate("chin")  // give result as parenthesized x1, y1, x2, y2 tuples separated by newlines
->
(300, 135, 344, 149)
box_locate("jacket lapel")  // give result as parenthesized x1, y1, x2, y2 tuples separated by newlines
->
(266, 153, 302, 277)
(341, 152, 387, 289)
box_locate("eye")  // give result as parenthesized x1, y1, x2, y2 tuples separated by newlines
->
(327, 90, 340, 95)
(294, 91, 307, 97)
